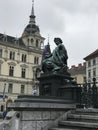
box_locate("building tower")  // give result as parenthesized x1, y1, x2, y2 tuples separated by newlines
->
(0, 1, 45, 101)
(22, 0, 45, 49)
(21, 0, 45, 95)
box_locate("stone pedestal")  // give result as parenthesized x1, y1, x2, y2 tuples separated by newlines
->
(8, 96, 76, 130)
(7, 73, 81, 130)
(38, 73, 81, 103)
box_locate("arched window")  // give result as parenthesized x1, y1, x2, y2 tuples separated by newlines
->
(27, 38, 29, 44)
(36, 40, 39, 48)
(31, 38, 34, 43)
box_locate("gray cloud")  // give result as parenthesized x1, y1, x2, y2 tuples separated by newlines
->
(36, 0, 65, 34)
(0, 0, 98, 67)
(52, 0, 98, 14)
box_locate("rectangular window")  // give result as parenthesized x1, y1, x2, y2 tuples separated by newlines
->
(8, 83, 13, 93)
(9, 66, 14, 77)
(22, 54, 27, 62)
(21, 68, 26, 78)
(21, 85, 25, 94)
(36, 40, 39, 48)
(93, 68, 96, 77)
(88, 70, 91, 78)
(10, 51, 15, 60)
(93, 59, 96, 66)
(0, 64, 1, 75)
(37, 57, 39, 64)
(88, 61, 91, 67)
(34, 57, 39, 64)
(83, 77, 86, 83)
(0, 49, 2, 58)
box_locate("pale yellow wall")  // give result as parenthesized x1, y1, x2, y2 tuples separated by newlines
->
(0, 43, 42, 100)
(72, 74, 86, 84)
(0, 28, 44, 101)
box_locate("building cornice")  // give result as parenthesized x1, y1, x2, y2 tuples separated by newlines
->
(0, 77, 33, 85)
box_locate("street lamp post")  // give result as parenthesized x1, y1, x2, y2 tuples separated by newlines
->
(3, 83, 6, 102)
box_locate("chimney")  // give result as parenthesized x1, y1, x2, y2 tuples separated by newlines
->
(71, 65, 76, 69)
(83, 62, 86, 66)
(78, 63, 82, 67)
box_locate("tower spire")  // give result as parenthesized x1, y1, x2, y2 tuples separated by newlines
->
(29, 0, 36, 24)
(48, 34, 50, 45)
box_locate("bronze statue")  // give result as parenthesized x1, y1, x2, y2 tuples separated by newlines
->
(42, 38, 68, 74)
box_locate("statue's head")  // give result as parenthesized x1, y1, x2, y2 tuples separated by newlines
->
(54, 38, 62, 45)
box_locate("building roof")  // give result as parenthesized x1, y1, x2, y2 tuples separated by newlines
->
(23, 24, 40, 36)
(0, 33, 43, 54)
(84, 49, 98, 60)
(68, 63, 86, 75)
(0, 33, 26, 49)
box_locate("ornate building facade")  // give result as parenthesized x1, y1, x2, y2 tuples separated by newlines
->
(0, 2, 44, 100)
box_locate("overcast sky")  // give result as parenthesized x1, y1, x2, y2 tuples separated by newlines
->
(0, 0, 98, 67)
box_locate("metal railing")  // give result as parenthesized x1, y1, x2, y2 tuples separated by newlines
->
(78, 78, 98, 108)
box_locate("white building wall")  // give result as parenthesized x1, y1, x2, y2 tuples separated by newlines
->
(86, 56, 98, 82)
(96, 57, 98, 81)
